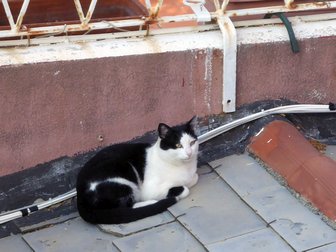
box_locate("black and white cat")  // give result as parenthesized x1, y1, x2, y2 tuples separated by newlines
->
(76, 117, 199, 224)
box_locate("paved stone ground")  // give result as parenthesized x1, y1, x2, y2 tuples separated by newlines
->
(1, 149, 336, 252)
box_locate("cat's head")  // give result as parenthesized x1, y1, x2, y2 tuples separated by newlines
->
(157, 117, 199, 163)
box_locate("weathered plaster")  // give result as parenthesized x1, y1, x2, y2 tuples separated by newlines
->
(0, 17, 335, 176)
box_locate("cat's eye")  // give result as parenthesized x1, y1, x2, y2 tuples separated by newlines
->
(190, 140, 197, 146)
(176, 143, 183, 148)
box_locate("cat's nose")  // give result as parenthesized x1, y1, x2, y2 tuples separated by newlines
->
(186, 149, 192, 157)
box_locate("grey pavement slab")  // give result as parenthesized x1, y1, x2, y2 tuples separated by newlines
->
(98, 211, 175, 237)
(308, 242, 336, 252)
(212, 153, 336, 252)
(23, 217, 119, 252)
(206, 228, 294, 252)
(325, 145, 336, 161)
(209, 154, 282, 197)
(0, 235, 33, 252)
(113, 221, 206, 252)
(20, 212, 79, 233)
(168, 169, 266, 245)
(270, 215, 336, 252)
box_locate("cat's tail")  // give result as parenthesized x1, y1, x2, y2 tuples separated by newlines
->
(77, 197, 177, 224)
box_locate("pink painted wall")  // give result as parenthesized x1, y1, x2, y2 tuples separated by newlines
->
(1, 35, 335, 177)
(0, 50, 223, 176)
(237, 36, 336, 105)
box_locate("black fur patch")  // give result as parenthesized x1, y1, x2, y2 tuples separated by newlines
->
(76, 143, 150, 218)
(167, 186, 185, 197)
(159, 118, 197, 150)
(159, 128, 183, 150)
(78, 143, 149, 185)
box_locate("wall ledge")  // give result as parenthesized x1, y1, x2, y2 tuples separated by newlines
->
(0, 16, 335, 67)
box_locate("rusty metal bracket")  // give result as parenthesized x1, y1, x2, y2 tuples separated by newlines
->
(264, 12, 300, 53)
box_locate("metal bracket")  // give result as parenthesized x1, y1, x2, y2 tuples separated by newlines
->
(183, 0, 211, 23)
(217, 14, 237, 113)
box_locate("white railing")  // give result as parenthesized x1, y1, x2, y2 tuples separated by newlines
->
(0, 0, 335, 42)
(73, 0, 98, 26)
(2, 0, 30, 32)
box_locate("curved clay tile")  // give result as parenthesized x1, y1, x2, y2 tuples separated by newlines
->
(249, 120, 336, 221)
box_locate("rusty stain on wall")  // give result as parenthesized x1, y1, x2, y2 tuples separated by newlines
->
(309, 89, 327, 102)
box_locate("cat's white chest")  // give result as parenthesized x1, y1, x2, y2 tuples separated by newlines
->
(140, 148, 197, 201)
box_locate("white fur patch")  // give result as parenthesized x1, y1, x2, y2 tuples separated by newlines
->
(140, 136, 198, 201)
(129, 162, 142, 185)
(176, 186, 190, 201)
(89, 182, 99, 191)
(179, 133, 198, 161)
(106, 177, 138, 192)
(89, 177, 141, 200)
(133, 200, 158, 208)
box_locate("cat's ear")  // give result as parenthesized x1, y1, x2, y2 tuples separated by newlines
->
(158, 123, 171, 139)
(187, 116, 198, 135)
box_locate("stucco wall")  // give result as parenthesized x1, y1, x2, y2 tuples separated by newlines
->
(237, 36, 336, 105)
(0, 31, 335, 177)
(0, 49, 223, 176)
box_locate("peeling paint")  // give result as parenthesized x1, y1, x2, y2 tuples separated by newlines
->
(190, 50, 197, 112)
(309, 89, 327, 102)
(204, 48, 213, 81)
(79, 121, 84, 131)
(204, 48, 213, 112)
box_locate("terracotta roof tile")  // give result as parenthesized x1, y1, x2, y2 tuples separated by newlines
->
(249, 120, 336, 221)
